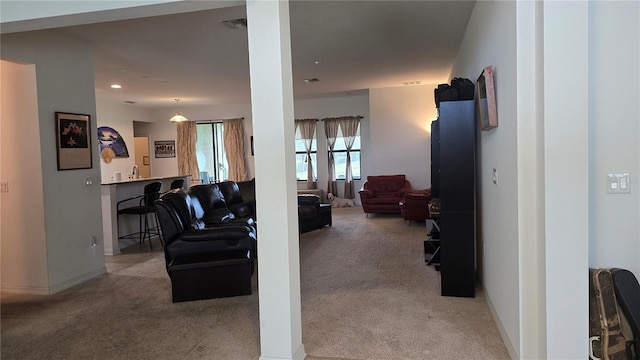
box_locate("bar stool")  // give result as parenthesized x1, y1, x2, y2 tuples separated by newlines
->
(117, 181, 162, 249)
(170, 179, 184, 190)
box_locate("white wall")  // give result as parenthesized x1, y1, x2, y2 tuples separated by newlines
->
(96, 99, 155, 184)
(450, 0, 520, 357)
(450, 1, 640, 359)
(1, 30, 106, 293)
(369, 85, 437, 190)
(0, 60, 49, 293)
(588, 0, 640, 278)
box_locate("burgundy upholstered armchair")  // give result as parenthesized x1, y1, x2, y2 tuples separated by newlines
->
(359, 175, 412, 215)
(400, 188, 432, 224)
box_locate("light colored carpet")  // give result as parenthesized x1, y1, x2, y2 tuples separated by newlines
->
(1, 207, 509, 359)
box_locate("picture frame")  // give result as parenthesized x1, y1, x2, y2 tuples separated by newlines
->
(477, 65, 498, 131)
(154, 140, 176, 158)
(55, 112, 92, 170)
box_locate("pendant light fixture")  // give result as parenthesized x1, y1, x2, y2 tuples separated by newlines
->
(169, 98, 188, 122)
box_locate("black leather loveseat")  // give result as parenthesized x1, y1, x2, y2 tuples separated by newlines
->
(154, 181, 257, 302)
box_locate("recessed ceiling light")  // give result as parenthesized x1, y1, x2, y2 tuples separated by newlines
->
(110, 84, 122, 89)
(314, 61, 320, 65)
(304, 78, 319, 83)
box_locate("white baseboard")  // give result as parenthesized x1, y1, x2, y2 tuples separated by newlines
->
(48, 266, 107, 294)
(1, 284, 51, 295)
(259, 344, 306, 360)
(483, 286, 519, 360)
(2, 267, 107, 295)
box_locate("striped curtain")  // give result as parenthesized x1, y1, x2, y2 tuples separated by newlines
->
(177, 121, 200, 184)
(223, 118, 247, 181)
(295, 119, 318, 189)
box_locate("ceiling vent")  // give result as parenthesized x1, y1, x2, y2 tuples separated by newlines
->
(403, 80, 422, 86)
(220, 18, 247, 30)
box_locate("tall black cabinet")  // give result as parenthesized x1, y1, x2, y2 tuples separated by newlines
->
(432, 100, 476, 298)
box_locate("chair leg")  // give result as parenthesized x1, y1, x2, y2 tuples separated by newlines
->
(143, 212, 152, 250)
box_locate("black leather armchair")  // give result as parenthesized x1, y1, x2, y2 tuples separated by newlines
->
(155, 189, 256, 302)
(298, 194, 331, 233)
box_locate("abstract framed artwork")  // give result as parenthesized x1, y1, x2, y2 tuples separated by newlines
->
(477, 65, 498, 131)
(55, 112, 92, 170)
(155, 140, 176, 158)
(97, 126, 129, 163)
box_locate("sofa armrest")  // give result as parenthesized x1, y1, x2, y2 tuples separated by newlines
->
(180, 227, 252, 242)
(358, 189, 374, 200)
(396, 182, 413, 197)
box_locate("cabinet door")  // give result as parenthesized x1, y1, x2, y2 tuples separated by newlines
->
(430, 119, 440, 198)
(439, 101, 475, 212)
(440, 211, 475, 297)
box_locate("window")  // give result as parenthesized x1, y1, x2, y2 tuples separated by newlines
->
(331, 126, 361, 180)
(295, 126, 317, 181)
(196, 122, 228, 183)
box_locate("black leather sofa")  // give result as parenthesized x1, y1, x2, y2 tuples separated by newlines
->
(154, 181, 257, 302)
(154, 181, 330, 302)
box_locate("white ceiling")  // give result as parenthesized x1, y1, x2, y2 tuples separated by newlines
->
(50, 1, 476, 109)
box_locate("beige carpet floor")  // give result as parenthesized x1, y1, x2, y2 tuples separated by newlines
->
(1, 207, 509, 359)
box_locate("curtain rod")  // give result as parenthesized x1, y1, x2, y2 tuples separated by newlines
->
(320, 116, 364, 120)
(196, 117, 244, 123)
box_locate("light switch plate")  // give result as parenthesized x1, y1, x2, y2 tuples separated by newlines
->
(0, 181, 8, 193)
(607, 173, 630, 194)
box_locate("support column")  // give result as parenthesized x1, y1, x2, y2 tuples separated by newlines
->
(246, 1, 305, 360)
(543, 1, 589, 358)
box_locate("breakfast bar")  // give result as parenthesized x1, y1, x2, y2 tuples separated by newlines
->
(101, 175, 190, 255)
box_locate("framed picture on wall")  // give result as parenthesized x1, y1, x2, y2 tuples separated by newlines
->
(55, 112, 93, 170)
(477, 65, 498, 131)
(154, 140, 176, 158)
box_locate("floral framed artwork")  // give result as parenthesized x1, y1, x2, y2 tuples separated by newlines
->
(55, 112, 92, 170)
(154, 140, 176, 158)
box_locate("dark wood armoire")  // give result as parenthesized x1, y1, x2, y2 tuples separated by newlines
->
(431, 100, 476, 297)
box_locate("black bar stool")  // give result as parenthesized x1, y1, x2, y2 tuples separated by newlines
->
(117, 181, 162, 249)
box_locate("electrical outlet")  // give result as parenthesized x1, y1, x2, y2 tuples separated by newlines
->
(492, 168, 498, 185)
(90, 236, 97, 247)
(84, 177, 93, 186)
(0, 181, 8, 192)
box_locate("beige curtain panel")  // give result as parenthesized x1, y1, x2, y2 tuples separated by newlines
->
(295, 119, 318, 189)
(177, 121, 200, 184)
(223, 118, 247, 182)
(339, 116, 360, 199)
(323, 118, 340, 197)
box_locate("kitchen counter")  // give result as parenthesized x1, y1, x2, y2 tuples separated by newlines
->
(101, 175, 190, 255)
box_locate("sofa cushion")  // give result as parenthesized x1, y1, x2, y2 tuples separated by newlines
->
(189, 184, 227, 216)
(202, 208, 236, 224)
(228, 202, 251, 218)
(298, 194, 320, 205)
(367, 175, 407, 193)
